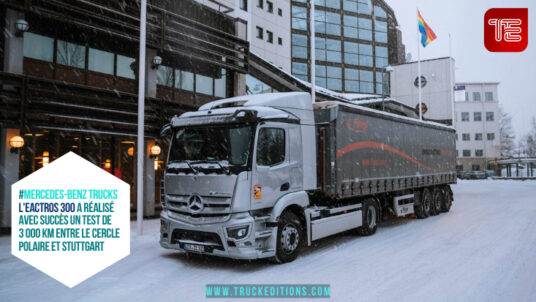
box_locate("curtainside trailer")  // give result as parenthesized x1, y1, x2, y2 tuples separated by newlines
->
(159, 92, 456, 262)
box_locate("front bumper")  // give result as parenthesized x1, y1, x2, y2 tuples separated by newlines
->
(159, 210, 276, 260)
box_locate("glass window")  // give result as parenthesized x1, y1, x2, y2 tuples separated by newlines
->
(156, 65, 174, 87)
(180, 71, 194, 91)
(316, 65, 327, 77)
(461, 112, 470, 121)
(257, 128, 285, 166)
(344, 53, 358, 65)
(23, 32, 54, 62)
(88, 48, 114, 75)
(360, 70, 373, 82)
(56, 40, 85, 68)
(375, 31, 388, 43)
(487, 133, 495, 140)
(358, 18, 372, 29)
(345, 80, 359, 92)
(292, 6, 307, 30)
(240, 0, 247, 11)
(375, 46, 388, 58)
(292, 34, 308, 47)
(215, 69, 226, 98)
(462, 133, 470, 141)
(344, 42, 359, 53)
(359, 43, 373, 55)
(256, 26, 263, 39)
(327, 66, 341, 78)
(267, 1, 273, 13)
(174, 69, 181, 88)
(292, 46, 308, 59)
(315, 77, 327, 88)
(116, 55, 136, 79)
(375, 57, 388, 68)
(266, 31, 273, 43)
(474, 112, 482, 121)
(473, 92, 481, 101)
(327, 78, 342, 90)
(345, 68, 359, 80)
(325, 0, 340, 9)
(486, 112, 494, 121)
(326, 51, 341, 63)
(326, 12, 340, 24)
(374, 5, 387, 18)
(292, 62, 308, 76)
(475, 150, 483, 157)
(475, 133, 482, 141)
(375, 20, 387, 32)
(359, 29, 372, 41)
(360, 81, 374, 93)
(257, 0, 263, 8)
(485, 92, 493, 101)
(196, 74, 213, 95)
(344, 15, 358, 26)
(343, 0, 358, 12)
(344, 26, 358, 38)
(358, 2, 371, 14)
(246, 74, 273, 94)
(463, 150, 471, 157)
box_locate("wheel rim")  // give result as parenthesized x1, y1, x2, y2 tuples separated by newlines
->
(445, 195, 452, 208)
(435, 195, 441, 211)
(423, 195, 431, 212)
(281, 224, 299, 253)
(367, 205, 377, 228)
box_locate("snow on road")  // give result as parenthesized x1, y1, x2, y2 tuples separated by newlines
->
(1, 180, 535, 302)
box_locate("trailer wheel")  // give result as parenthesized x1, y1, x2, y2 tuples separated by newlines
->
(415, 189, 431, 219)
(273, 212, 302, 263)
(357, 198, 378, 236)
(430, 188, 443, 216)
(441, 187, 453, 212)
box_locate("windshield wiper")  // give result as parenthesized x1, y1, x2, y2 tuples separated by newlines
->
(211, 160, 230, 175)
(184, 160, 199, 174)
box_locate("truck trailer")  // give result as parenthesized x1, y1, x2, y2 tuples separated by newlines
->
(159, 92, 456, 262)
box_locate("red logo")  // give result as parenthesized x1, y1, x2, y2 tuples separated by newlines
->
(484, 8, 528, 52)
(346, 118, 368, 133)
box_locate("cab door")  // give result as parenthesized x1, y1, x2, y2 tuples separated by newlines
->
(251, 123, 291, 210)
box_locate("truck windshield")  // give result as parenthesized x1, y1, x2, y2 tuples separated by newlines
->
(169, 125, 253, 166)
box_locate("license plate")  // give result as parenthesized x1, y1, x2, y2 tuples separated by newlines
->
(184, 243, 205, 252)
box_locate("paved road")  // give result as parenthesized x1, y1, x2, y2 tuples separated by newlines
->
(1, 180, 535, 301)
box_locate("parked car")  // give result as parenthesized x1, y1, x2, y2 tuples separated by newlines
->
(457, 171, 470, 179)
(485, 170, 495, 178)
(468, 171, 487, 179)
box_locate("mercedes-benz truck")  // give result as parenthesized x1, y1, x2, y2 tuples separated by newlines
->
(159, 92, 456, 263)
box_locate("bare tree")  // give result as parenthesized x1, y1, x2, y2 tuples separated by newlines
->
(56, 40, 85, 68)
(519, 117, 536, 157)
(499, 106, 516, 157)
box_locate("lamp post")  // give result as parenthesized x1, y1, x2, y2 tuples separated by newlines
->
(9, 135, 24, 153)
(381, 65, 394, 111)
(15, 19, 29, 37)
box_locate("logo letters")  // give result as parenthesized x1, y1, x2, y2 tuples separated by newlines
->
(487, 18, 522, 42)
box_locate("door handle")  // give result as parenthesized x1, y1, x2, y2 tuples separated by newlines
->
(280, 182, 290, 191)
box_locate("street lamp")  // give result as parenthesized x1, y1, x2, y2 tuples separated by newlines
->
(15, 19, 29, 37)
(9, 135, 24, 153)
(381, 65, 394, 111)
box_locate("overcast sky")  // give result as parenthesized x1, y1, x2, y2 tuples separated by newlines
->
(384, 0, 536, 140)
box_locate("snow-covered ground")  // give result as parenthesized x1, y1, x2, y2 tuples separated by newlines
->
(1, 180, 535, 302)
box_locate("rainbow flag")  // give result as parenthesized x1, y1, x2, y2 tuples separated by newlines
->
(418, 10, 437, 47)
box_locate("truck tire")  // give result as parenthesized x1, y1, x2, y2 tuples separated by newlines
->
(441, 187, 453, 212)
(273, 212, 302, 263)
(430, 188, 443, 216)
(415, 189, 431, 219)
(357, 198, 378, 236)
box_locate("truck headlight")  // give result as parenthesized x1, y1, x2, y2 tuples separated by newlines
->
(226, 225, 249, 240)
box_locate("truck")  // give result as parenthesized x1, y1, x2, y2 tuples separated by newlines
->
(159, 92, 456, 263)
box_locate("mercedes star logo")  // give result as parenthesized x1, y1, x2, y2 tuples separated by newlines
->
(187, 194, 204, 214)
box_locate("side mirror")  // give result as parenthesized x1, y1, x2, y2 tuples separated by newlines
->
(160, 123, 171, 137)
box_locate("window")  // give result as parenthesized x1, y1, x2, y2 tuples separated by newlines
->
(57, 40, 85, 68)
(278, 8, 282, 16)
(471, 164, 480, 171)
(246, 74, 275, 94)
(326, 66, 342, 91)
(461, 112, 470, 121)
(257, 128, 285, 166)
(315, 37, 341, 63)
(292, 62, 308, 82)
(374, 19, 388, 43)
(266, 31, 273, 43)
(256, 26, 263, 39)
(465, 92, 469, 101)
(487, 133, 495, 141)
(23, 32, 54, 62)
(374, 5, 387, 18)
(473, 92, 481, 101)
(266, 1, 273, 13)
(324, 0, 340, 9)
(360, 70, 374, 93)
(315, 10, 341, 36)
(475, 150, 483, 157)
(196, 74, 213, 95)
(292, 6, 307, 30)
(180, 70, 194, 91)
(359, 43, 373, 67)
(239, 0, 247, 11)
(375, 46, 388, 68)
(257, 0, 263, 9)
(343, 41, 358, 65)
(116, 55, 136, 79)
(156, 65, 174, 87)
(278, 37, 283, 45)
(475, 133, 482, 141)
(485, 92, 493, 101)
(474, 112, 482, 121)
(463, 150, 471, 157)
(486, 112, 494, 121)
(291, 34, 308, 59)
(214, 68, 227, 98)
(462, 133, 470, 141)
(88, 48, 114, 75)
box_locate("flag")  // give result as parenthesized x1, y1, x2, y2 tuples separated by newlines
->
(418, 10, 437, 47)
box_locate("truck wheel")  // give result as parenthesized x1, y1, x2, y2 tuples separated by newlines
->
(441, 187, 453, 212)
(415, 189, 431, 219)
(273, 212, 302, 263)
(430, 188, 443, 216)
(357, 198, 378, 236)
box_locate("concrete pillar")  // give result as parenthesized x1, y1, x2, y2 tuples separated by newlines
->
(145, 48, 158, 98)
(233, 18, 247, 97)
(0, 129, 21, 227)
(143, 140, 156, 217)
(3, 9, 25, 74)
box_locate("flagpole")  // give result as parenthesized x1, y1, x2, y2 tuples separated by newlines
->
(310, 0, 315, 103)
(417, 9, 422, 121)
(449, 33, 455, 127)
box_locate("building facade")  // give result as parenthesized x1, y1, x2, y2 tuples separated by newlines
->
(290, 0, 405, 94)
(390, 57, 455, 124)
(454, 82, 501, 172)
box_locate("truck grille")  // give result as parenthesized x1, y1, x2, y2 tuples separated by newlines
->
(165, 194, 232, 223)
